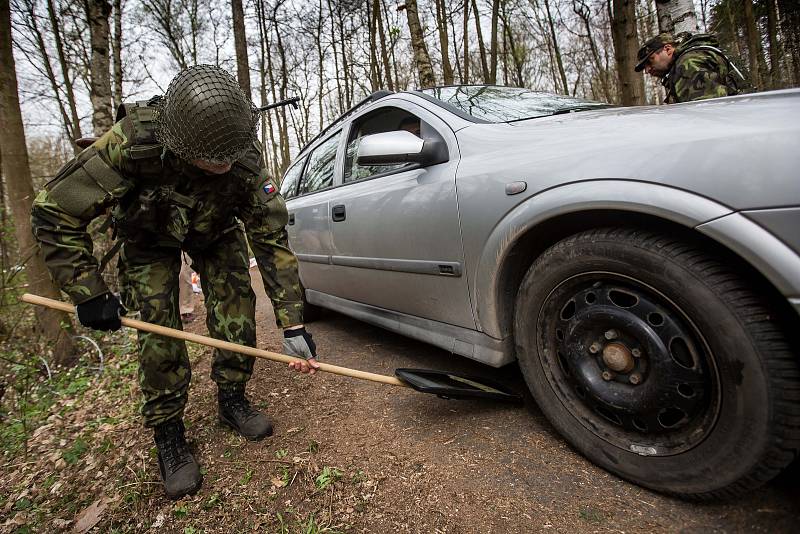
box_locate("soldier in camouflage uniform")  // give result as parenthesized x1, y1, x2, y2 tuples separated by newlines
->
(635, 32, 743, 104)
(30, 65, 320, 499)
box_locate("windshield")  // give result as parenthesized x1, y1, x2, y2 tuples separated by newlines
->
(418, 86, 611, 123)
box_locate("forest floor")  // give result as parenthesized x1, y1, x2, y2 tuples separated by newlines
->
(1, 270, 799, 533)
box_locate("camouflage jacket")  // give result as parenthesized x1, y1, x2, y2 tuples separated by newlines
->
(662, 34, 741, 104)
(30, 102, 304, 328)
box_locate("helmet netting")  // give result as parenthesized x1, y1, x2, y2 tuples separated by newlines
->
(154, 65, 259, 164)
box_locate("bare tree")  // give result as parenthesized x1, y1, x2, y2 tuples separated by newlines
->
(402, 0, 435, 88)
(543, 0, 568, 94)
(765, 0, 781, 89)
(655, 0, 697, 34)
(374, 0, 393, 90)
(611, 0, 645, 105)
(488, 0, 499, 84)
(85, 0, 114, 134)
(742, 0, 764, 91)
(1, 0, 74, 364)
(112, 0, 123, 109)
(472, 0, 490, 82)
(231, 0, 251, 97)
(435, 0, 454, 84)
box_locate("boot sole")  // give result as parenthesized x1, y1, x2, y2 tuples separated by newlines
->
(218, 414, 273, 441)
(165, 477, 203, 500)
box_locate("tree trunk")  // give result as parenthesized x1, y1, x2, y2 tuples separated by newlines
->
(368, 0, 380, 91)
(778, 0, 800, 86)
(85, 0, 114, 135)
(471, 0, 489, 82)
(22, 0, 77, 153)
(462, 0, 469, 83)
(574, 0, 612, 102)
(743, 0, 764, 91)
(231, 0, 251, 98)
(375, 0, 393, 91)
(766, 0, 781, 89)
(544, 0, 568, 94)
(611, 0, 645, 105)
(435, 0, 454, 85)
(112, 0, 122, 110)
(0, 0, 75, 365)
(488, 0, 499, 84)
(47, 0, 83, 152)
(404, 0, 435, 88)
(654, 0, 698, 34)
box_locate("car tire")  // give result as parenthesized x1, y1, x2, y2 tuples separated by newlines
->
(513, 227, 800, 500)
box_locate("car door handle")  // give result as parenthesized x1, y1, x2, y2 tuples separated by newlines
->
(288, 213, 295, 225)
(332, 205, 346, 222)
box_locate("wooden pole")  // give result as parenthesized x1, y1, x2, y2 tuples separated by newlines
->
(21, 293, 410, 388)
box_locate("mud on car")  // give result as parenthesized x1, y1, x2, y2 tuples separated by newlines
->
(279, 85, 800, 500)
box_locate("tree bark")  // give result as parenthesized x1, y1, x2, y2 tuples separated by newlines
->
(112, 0, 122, 110)
(46, 0, 83, 151)
(471, 0, 489, 82)
(544, 0, 568, 94)
(404, 0, 435, 88)
(0, 0, 75, 365)
(765, 0, 781, 89)
(435, 0, 454, 85)
(611, 0, 645, 105)
(462, 0, 469, 83)
(654, 0, 698, 34)
(742, 0, 764, 91)
(488, 0, 499, 84)
(375, 0, 393, 91)
(231, 0, 251, 98)
(85, 0, 114, 135)
(573, 0, 612, 102)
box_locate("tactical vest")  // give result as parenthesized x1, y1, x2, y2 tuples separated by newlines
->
(110, 98, 265, 250)
(663, 34, 745, 103)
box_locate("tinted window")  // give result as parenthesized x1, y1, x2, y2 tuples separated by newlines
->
(280, 158, 305, 199)
(299, 132, 340, 194)
(419, 86, 610, 122)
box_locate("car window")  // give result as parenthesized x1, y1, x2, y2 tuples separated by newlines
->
(299, 131, 340, 194)
(280, 158, 305, 199)
(344, 107, 424, 183)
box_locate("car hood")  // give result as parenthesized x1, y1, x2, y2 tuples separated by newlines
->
(455, 89, 800, 211)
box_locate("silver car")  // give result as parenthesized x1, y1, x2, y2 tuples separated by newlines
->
(280, 85, 800, 500)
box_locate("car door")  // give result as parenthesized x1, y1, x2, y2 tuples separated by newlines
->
(283, 130, 343, 295)
(326, 100, 476, 329)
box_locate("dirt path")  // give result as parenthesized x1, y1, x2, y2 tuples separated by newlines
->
(3, 271, 798, 532)
(218, 273, 798, 532)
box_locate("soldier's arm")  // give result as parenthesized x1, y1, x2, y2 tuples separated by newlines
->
(30, 121, 134, 304)
(673, 52, 731, 103)
(239, 166, 304, 328)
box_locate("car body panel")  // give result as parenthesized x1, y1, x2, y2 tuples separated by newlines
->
(285, 87, 800, 367)
(315, 98, 476, 328)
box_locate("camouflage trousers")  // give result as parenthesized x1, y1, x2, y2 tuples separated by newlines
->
(119, 228, 257, 427)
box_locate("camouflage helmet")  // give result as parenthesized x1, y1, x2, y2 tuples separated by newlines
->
(155, 65, 258, 164)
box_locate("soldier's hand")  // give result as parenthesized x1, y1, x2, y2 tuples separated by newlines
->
(283, 326, 320, 375)
(76, 292, 124, 331)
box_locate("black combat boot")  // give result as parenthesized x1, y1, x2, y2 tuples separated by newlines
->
(218, 383, 273, 441)
(153, 419, 202, 499)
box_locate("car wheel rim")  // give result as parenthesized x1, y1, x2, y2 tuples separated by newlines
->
(537, 271, 721, 456)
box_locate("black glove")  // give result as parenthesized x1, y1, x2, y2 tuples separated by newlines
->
(76, 293, 124, 331)
(282, 327, 317, 360)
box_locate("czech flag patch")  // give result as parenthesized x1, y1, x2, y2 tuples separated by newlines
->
(263, 182, 276, 194)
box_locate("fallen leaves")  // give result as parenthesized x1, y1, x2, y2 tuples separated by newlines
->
(72, 495, 119, 534)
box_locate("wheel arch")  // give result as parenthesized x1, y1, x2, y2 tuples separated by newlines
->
(473, 180, 800, 347)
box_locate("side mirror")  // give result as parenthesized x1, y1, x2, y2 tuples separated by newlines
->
(356, 130, 449, 167)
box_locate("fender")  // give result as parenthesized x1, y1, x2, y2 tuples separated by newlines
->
(472, 179, 800, 339)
